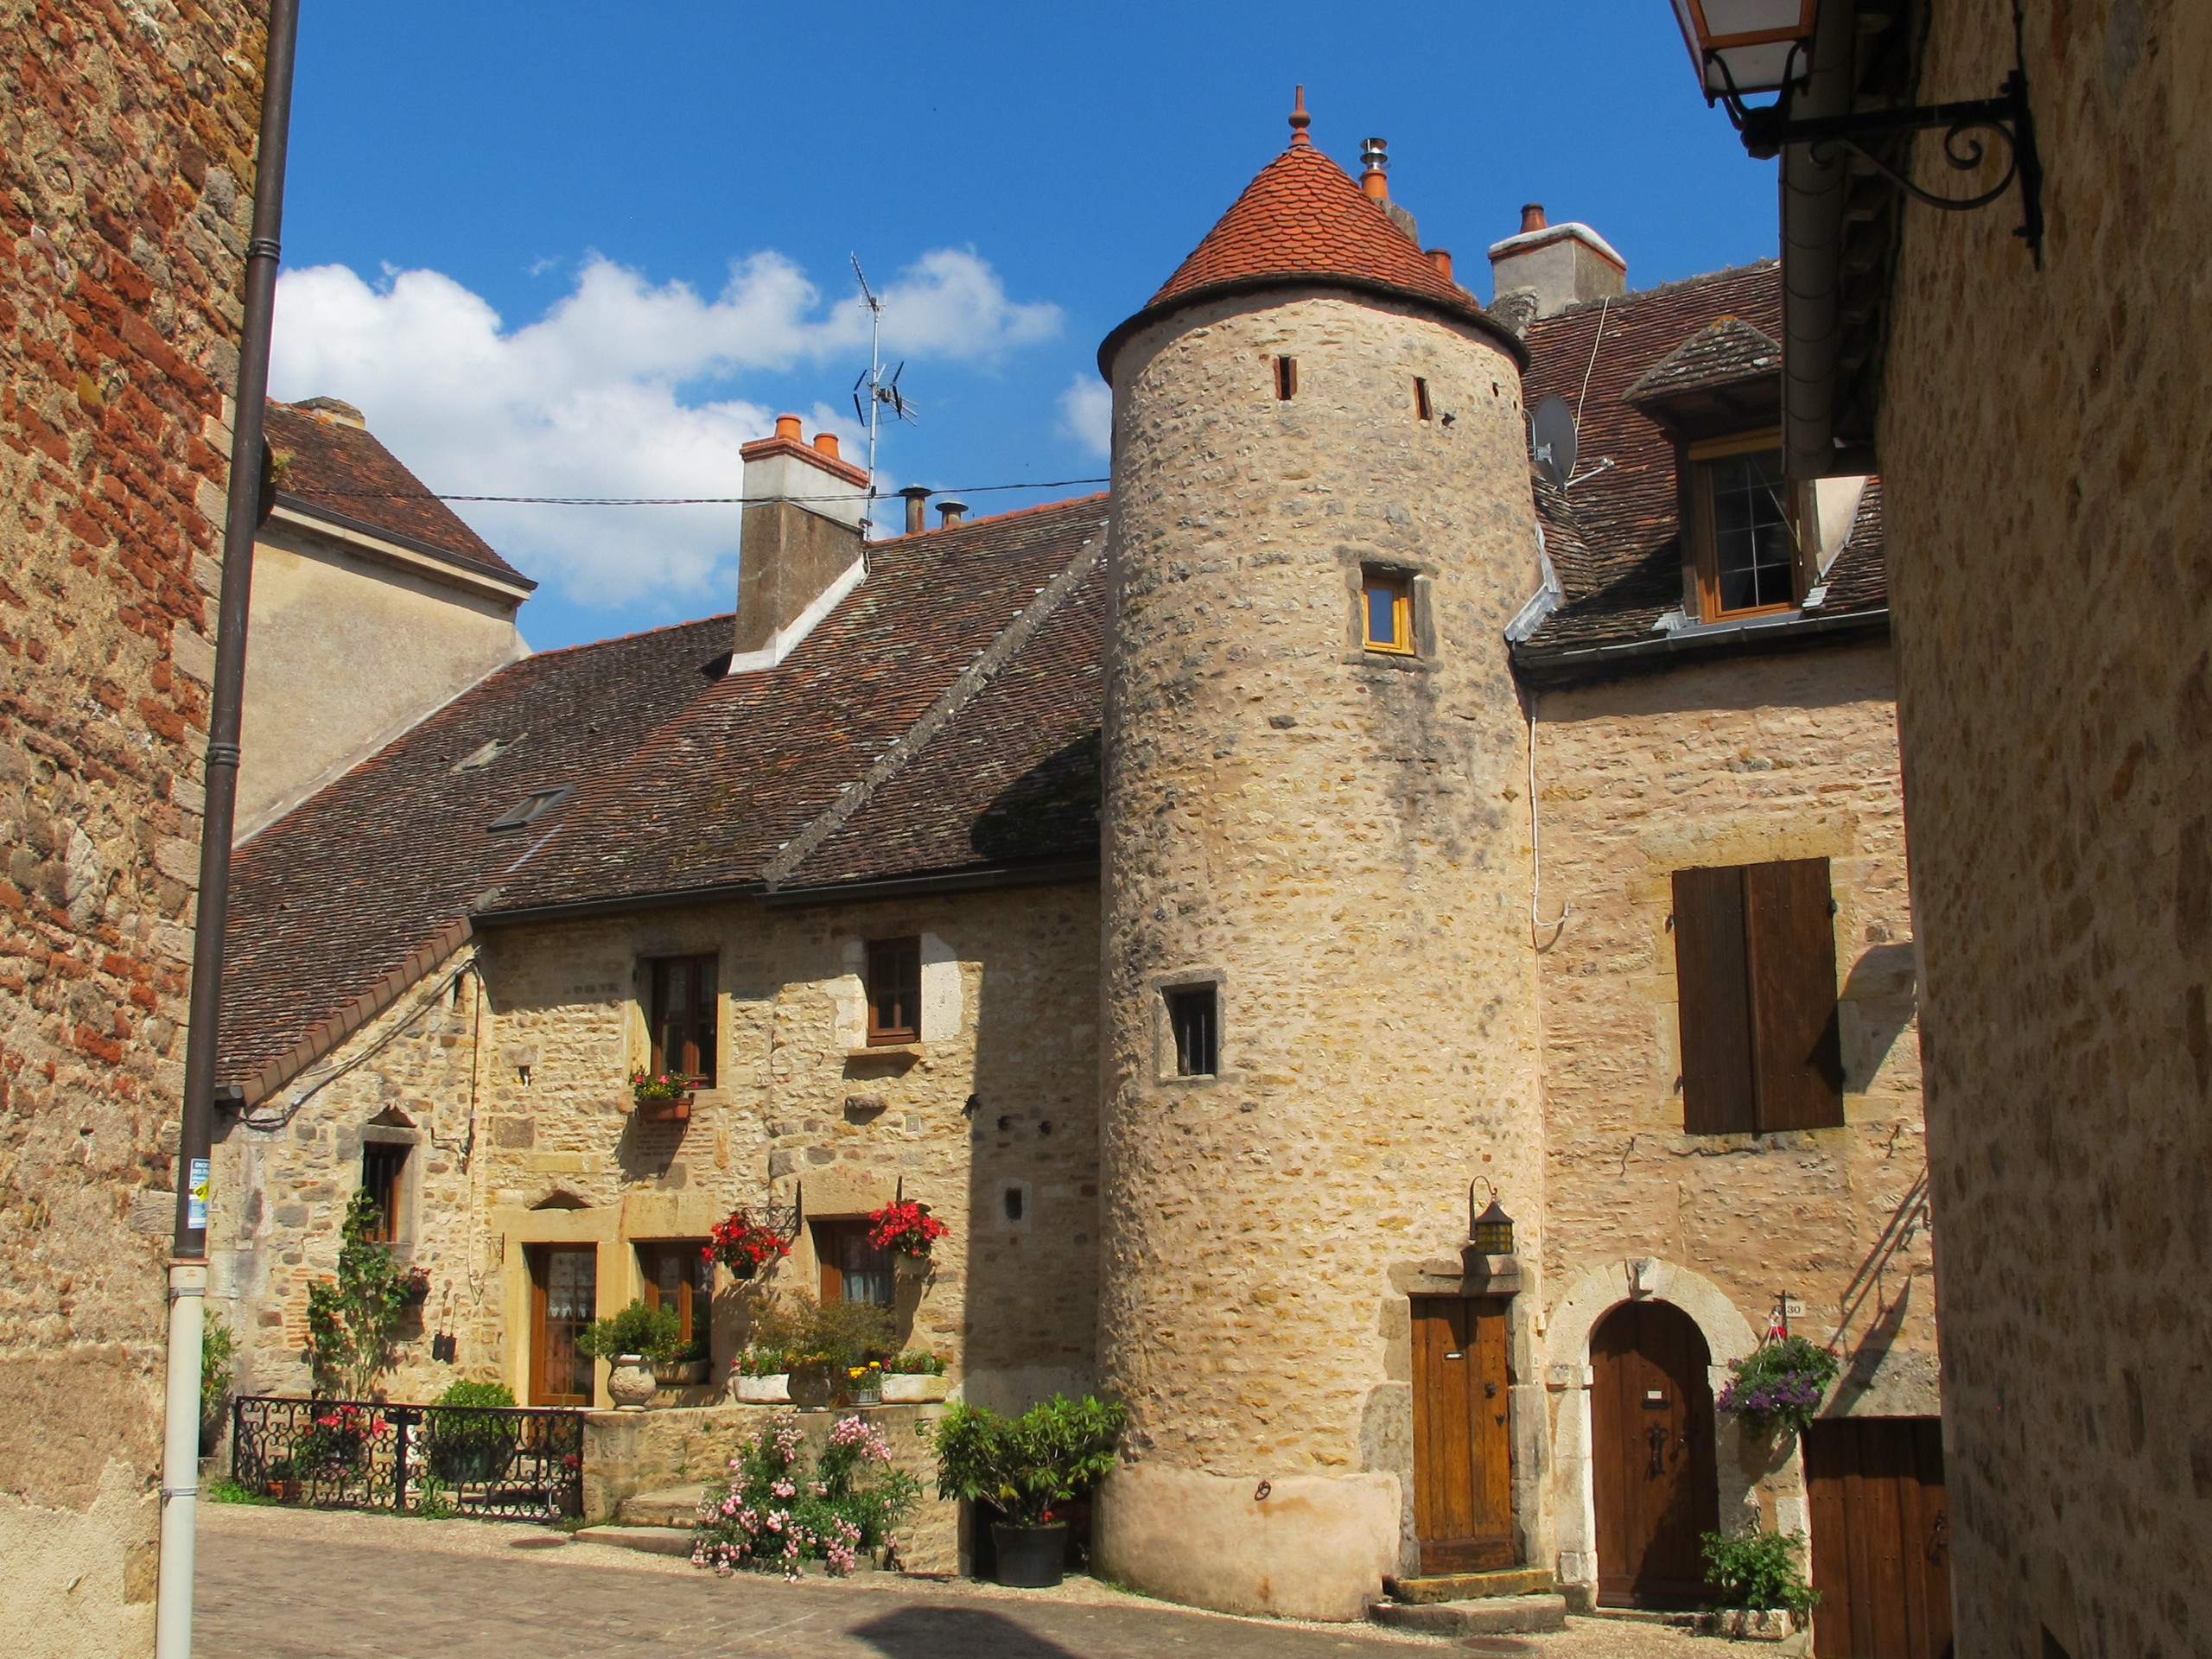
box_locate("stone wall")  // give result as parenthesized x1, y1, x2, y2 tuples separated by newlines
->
(0, 3, 260, 1651)
(1528, 642, 1933, 1597)
(1877, 4, 2212, 1654)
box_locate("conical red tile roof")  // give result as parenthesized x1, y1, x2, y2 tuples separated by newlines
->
(1100, 106, 1522, 374)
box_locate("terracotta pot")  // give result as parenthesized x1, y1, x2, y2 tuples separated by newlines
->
(733, 1373, 790, 1403)
(267, 1478, 302, 1503)
(880, 1374, 949, 1403)
(607, 1355, 658, 1410)
(632, 1093, 692, 1123)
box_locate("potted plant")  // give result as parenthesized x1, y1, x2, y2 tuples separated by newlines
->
(262, 1454, 302, 1503)
(882, 1351, 950, 1403)
(397, 1266, 432, 1308)
(576, 1300, 683, 1408)
(747, 1294, 893, 1408)
(1699, 1525, 1820, 1636)
(628, 1067, 694, 1123)
(847, 1360, 885, 1404)
(423, 1379, 519, 1485)
(299, 1402, 376, 1471)
(1716, 1335, 1840, 1443)
(932, 1394, 1126, 1589)
(706, 1209, 791, 1281)
(732, 1343, 791, 1403)
(868, 1198, 949, 1276)
(657, 1332, 712, 1388)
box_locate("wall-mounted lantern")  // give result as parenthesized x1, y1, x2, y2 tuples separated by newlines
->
(1669, 0, 2044, 264)
(1468, 1178, 1516, 1257)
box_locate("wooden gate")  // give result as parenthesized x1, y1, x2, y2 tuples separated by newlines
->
(1411, 1296, 1515, 1573)
(1590, 1300, 1719, 1606)
(1804, 1417, 1952, 1659)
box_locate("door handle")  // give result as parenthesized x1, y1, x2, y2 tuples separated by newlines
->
(1484, 1381, 1497, 1399)
(1647, 1423, 1669, 1478)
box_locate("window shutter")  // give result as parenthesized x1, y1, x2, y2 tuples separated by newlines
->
(1744, 858, 1844, 1131)
(1673, 866, 1758, 1135)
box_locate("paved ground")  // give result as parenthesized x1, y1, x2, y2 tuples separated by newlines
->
(195, 1503, 1708, 1659)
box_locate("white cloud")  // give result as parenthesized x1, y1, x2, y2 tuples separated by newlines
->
(269, 250, 1061, 606)
(1058, 374, 1113, 458)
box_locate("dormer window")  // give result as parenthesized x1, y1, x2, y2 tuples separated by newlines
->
(1690, 436, 1795, 618)
(487, 786, 571, 830)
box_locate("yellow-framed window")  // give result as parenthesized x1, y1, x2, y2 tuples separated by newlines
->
(1363, 567, 1415, 654)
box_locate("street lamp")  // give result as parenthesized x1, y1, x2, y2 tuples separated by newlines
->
(1669, 0, 2043, 264)
(1468, 1179, 1516, 1258)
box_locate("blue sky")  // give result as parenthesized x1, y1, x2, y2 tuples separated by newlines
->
(269, 1, 1772, 652)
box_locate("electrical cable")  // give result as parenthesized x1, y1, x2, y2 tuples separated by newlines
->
(286, 477, 1109, 509)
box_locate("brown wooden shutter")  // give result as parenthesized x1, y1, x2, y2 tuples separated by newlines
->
(1673, 866, 1757, 1135)
(1743, 857, 1844, 1130)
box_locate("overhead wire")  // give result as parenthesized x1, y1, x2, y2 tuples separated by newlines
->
(286, 477, 1110, 508)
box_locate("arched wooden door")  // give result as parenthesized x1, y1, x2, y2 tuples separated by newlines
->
(1591, 1300, 1719, 1607)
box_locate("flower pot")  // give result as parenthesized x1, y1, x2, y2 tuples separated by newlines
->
(266, 1478, 302, 1503)
(989, 1522, 1069, 1589)
(654, 1359, 710, 1387)
(725, 1257, 758, 1281)
(632, 1093, 692, 1123)
(607, 1354, 658, 1410)
(733, 1373, 790, 1404)
(785, 1362, 834, 1408)
(851, 1377, 883, 1405)
(881, 1374, 949, 1403)
(894, 1250, 931, 1279)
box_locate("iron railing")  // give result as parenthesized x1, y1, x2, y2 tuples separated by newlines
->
(231, 1395, 585, 1521)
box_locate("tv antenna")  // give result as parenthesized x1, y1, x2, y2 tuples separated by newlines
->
(850, 255, 918, 525)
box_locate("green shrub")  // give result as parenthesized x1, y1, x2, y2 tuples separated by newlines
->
(932, 1394, 1125, 1529)
(206, 1476, 277, 1506)
(746, 1293, 893, 1372)
(692, 1413, 920, 1578)
(1700, 1524, 1819, 1613)
(200, 1314, 236, 1420)
(305, 1190, 412, 1397)
(575, 1300, 683, 1363)
(425, 1379, 519, 1485)
(435, 1378, 518, 1410)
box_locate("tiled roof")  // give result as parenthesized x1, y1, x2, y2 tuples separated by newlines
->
(1624, 315, 1783, 404)
(264, 402, 528, 582)
(1510, 261, 1888, 668)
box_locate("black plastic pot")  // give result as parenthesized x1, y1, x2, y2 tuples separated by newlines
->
(990, 1522, 1069, 1588)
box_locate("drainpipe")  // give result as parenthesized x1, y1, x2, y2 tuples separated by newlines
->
(154, 3, 299, 1656)
(1778, 0, 1857, 480)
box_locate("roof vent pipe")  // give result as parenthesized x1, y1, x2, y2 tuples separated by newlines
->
(1520, 202, 1547, 234)
(899, 485, 931, 535)
(936, 499, 967, 528)
(1360, 137, 1389, 201)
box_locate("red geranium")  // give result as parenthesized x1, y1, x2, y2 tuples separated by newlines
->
(705, 1209, 791, 1274)
(867, 1199, 949, 1258)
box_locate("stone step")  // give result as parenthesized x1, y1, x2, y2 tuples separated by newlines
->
(1383, 1567, 1556, 1605)
(1371, 1594, 1569, 1637)
(614, 1485, 707, 1529)
(574, 1524, 696, 1557)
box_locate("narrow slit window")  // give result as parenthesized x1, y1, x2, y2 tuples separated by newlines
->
(1362, 566, 1415, 655)
(1166, 985, 1218, 1077)
(867, 937, 922, 1046)
(1414, 377, 1433, 421)
(1274, 355, 1298, 401)
(360, 1141, 409, 1243)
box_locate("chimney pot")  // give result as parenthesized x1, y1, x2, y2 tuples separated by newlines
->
(773, 413, 803, 442)
(1360, 137, 1389, 201)
(899, 484, 931, 535)
(811, 431, 841, 461)
(1427, 248, 1453, 281)
(1520, 203, 1548, 234)
(937, 499, 968, 528)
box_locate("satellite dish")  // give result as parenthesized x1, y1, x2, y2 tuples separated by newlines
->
(1531, 395, 1578, 489)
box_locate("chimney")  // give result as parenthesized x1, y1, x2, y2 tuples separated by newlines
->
(899, 484, 931, 535)
(1358, 137, 1421, 245)
(294, 395, 366, 429)
(936, 498, 968, 528)
(1427, 249, 1453, 282)
(731, 412, 868, 671)
(1487, 202, 1626, 319)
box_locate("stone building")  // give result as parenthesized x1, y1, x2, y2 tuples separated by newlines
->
(0, 3, 265, 1652)
(1711, 2, 2212, 1653)
(214, 110, 1936, 1630)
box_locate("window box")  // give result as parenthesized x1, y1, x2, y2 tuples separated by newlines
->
(652, 1358, 711, 1388)
(630, 1090, 693, 1123)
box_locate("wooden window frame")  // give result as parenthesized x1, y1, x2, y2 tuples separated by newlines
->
(865, 936, 923, 1046)
(359, 1139, 410, 1244)
(636, 1239, 713, 1354)
(1672, 857, 1844, 1135)
(1688, 431, 1797, 621)
(1274, 355, 1299, 401)
(813, 1218, 895, 1312)
(646, 953, 719, 1087)
(1362, 565, 1417, 656)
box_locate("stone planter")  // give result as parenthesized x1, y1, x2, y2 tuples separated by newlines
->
(733, 1373, 791, 1403)
(654, 1359, 710, 1388)
(607, 1354, 658, 1410)
(990, 1522, 1069, 1588)
(786, 1362, 834, 1408)
(1694, 1609, 1797, 1642)
(881, 1374, 949, 1403)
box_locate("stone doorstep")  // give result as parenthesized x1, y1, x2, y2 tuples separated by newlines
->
(1370, 1595, 1568, 1637)
(1383, 1567, 1557, 1604)
(614, 1484, 708, 1529)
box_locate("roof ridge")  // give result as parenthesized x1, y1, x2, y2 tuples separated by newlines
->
(1536, 258, 1780, 321)
(874, 491, 1110, 548)
(759, 531, 1106, 890)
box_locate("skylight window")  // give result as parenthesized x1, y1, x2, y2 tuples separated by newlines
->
(487, 786, 571, 830)
(452, 734, 525, 773)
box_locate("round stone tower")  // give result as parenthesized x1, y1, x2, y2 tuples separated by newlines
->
(1091, 97, 1548, 1621)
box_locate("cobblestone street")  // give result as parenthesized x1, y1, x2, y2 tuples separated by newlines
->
(195, 1505, 1711, 1659)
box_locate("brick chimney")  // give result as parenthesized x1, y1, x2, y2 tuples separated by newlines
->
(1487, 202, 1626, 318)
(731, 414, 868, 672)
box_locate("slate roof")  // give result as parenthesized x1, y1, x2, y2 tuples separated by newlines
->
(1510, 261, 1888, 671)
(264, 401, 530, 585)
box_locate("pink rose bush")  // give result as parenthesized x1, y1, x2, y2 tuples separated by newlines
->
(691, 1412, 918, 1580)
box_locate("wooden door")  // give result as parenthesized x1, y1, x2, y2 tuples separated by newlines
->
(1411, 1296, 1515, 1573)
(527, 1244, 596, 1407)
(1591, 1300, 1719, 1606)
(1805, 1417, 1952, 1659)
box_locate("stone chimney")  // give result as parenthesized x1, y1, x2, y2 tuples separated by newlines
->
(1487, 202, 1626, 318)
(731, 413, 868, 672)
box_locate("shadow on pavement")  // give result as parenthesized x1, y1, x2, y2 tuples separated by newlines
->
(849, 1605, 1086, 1659)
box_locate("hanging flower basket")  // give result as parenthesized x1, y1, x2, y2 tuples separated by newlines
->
(397, 1268, 432, 1308)
(707, 1209, 791, 1279)
(867, 1199, 949, 1263)
(1715, 1336, 1840, 1439)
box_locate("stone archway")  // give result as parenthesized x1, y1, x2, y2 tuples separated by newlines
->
(1541, 1260, 1777, 1605)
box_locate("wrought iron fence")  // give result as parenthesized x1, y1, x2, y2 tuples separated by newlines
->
(231, 1395, 585, 1522)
